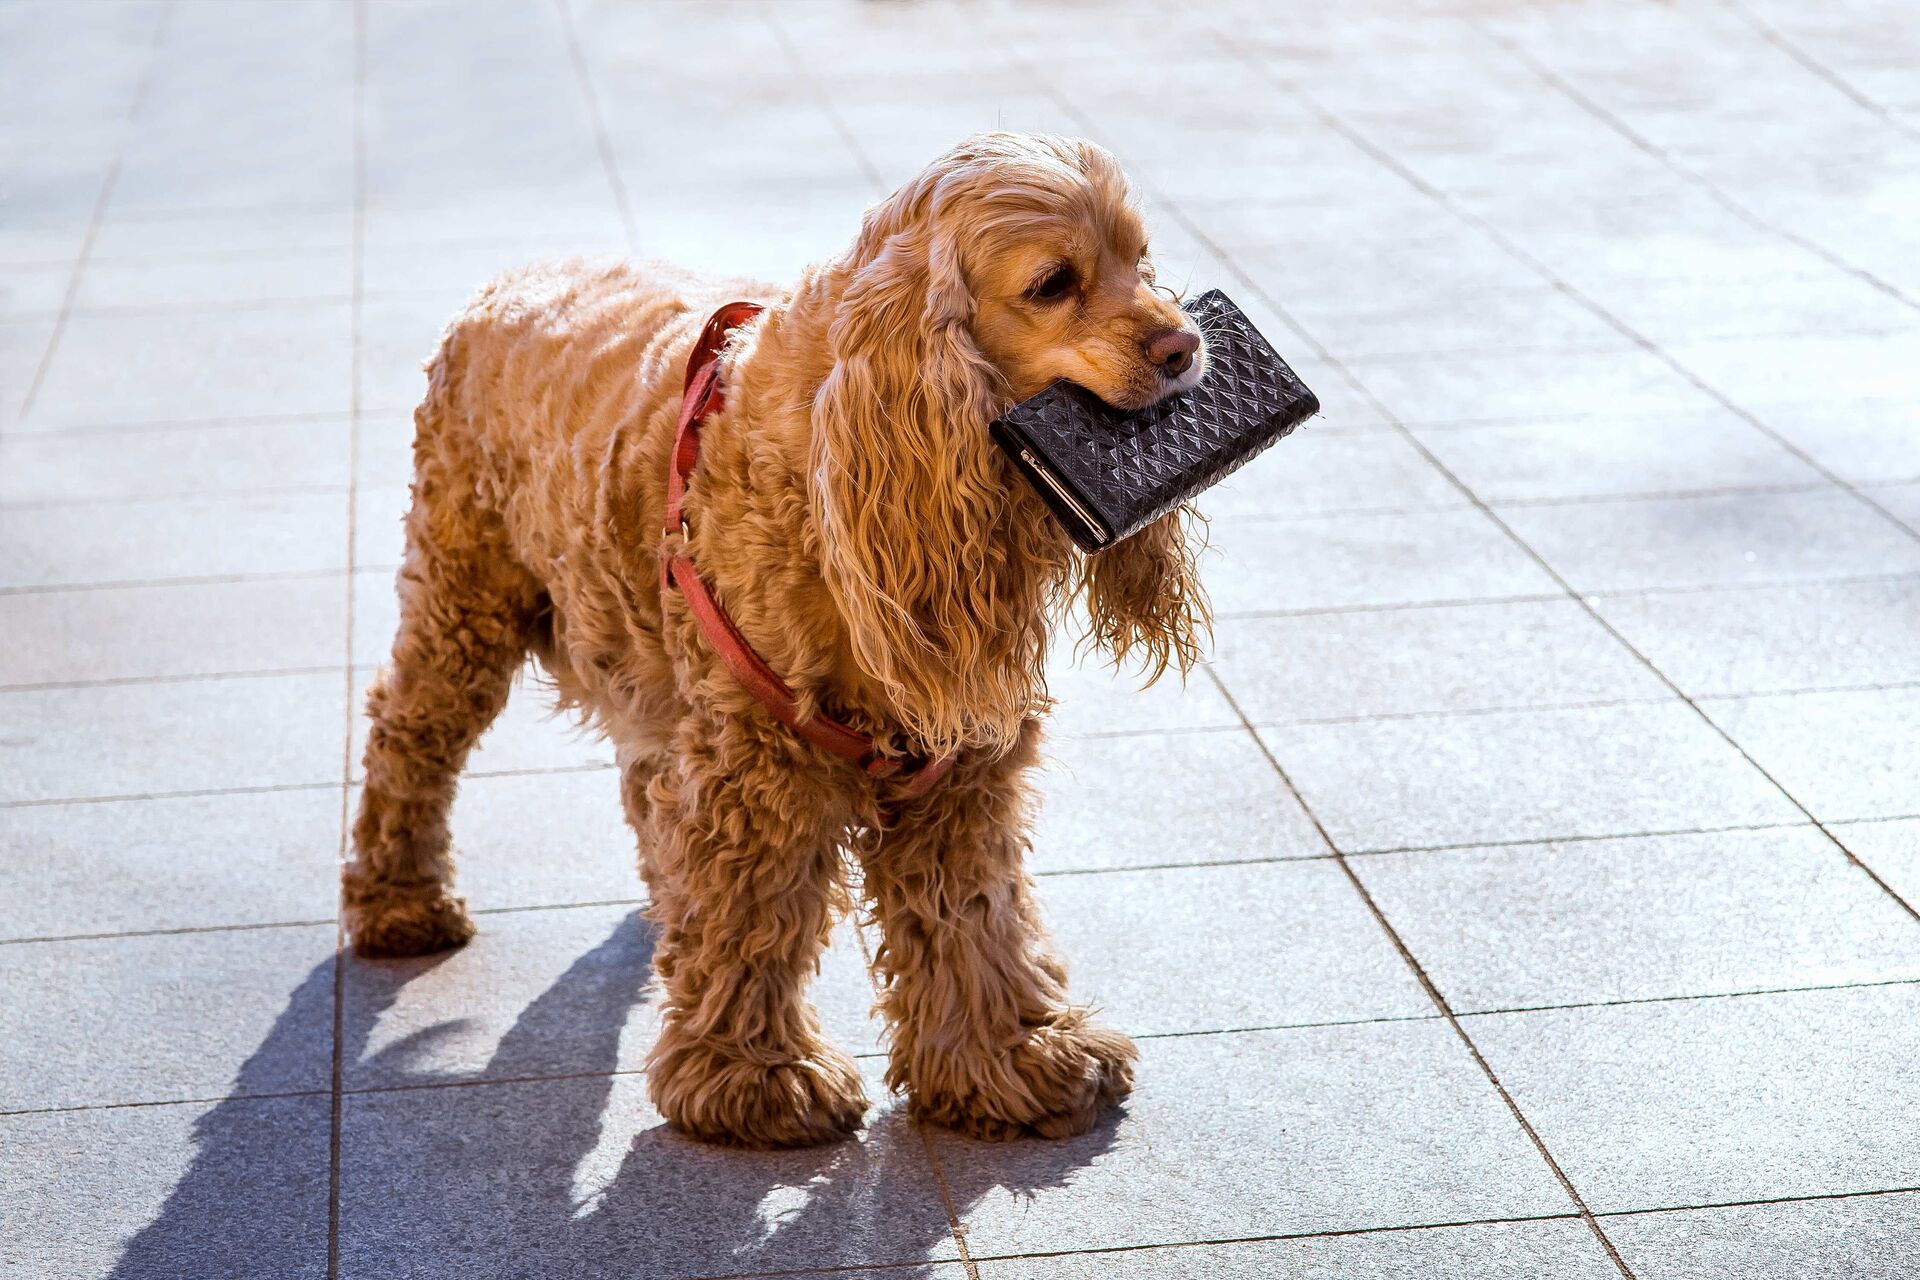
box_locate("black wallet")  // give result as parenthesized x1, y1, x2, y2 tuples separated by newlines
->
(989, 290, 1318, 553)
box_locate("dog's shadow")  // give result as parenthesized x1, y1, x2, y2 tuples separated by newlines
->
(106, 912, 1118, 1279)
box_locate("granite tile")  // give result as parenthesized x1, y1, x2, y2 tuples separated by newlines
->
(1200, 427, 1466, 520)
(343, 905, 882, 1089)
(1260, 702, 1801, 852)
(1753, 397, 1920, 485)
(0, 1094, 330, 1280)
(340, 1068, 954, 1280)
(1591, 270, 1920, 345)
(0, 670, 344, 803)
(1468, 985, 1920, 1211)
(0, 416, 350, 503)
(1031, 729, 1324, 873)
(1206, 508, 1559, 615)
(0, 262, 73, 316)
(1669, 332, 1920, 409)
(1592, 577, 1920, 697)
(343, 904, 657, 1089)
(0, 491, 348, 589)
(0, 930, 334, 1112)
(1352, 348, 1722, 428)
(1358, 827, 1920, 1011)
(1038, 860, 1431, 1035)
(437, 769, 642, 911)
(1302, 285, 1629, 360)
(1232, 233, 1544, 302)
(1606, 1192, 1920, 1280)
(1042, 649, 1239, 738)
(1497, 489, 1920, 593)
(354, 410, 416, 488)
(1704, 686, 1920, 822)
(975, 1219, 1619, 1279)
(1871, 480, 1920, 535)
(1211, 599, 1664, 724)
(87, 207, 354, 263)
(937, 1022, 1573, 1255)
(0, 575, 345, 687)
(1833, 817, 1920, 911)
(353, 484, 409, 570)
(72, 249, 351, 310)
(21, 302, 352, 429)
(356, 293, 459, 414)
(1415, 410, 1823, 502)
(0, 788, 337, 941)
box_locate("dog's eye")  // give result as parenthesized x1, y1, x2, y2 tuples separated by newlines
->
(1029, 265, 1077, 302)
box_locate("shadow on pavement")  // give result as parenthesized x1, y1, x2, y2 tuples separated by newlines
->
(108, 911, 1115, 1278)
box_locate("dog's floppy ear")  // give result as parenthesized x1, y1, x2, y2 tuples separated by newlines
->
(1076, 505, 1211, 683)
(810, 205, 1058, 756)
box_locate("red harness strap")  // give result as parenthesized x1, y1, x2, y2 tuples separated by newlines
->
(660, 301, 955, 800)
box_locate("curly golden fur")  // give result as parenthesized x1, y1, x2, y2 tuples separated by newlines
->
(345, 133, 1211, 1148)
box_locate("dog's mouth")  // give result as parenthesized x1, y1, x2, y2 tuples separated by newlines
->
(1099, 344, 1207, 412)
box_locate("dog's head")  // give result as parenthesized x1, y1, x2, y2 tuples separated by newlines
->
(812, 133, 1210, 755)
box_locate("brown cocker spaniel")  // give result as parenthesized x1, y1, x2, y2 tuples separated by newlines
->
(345, 133, 1211, 1148)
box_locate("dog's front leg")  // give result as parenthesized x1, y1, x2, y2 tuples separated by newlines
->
(862, 721, 1136, 1141)
(629, 715, 868, 1149)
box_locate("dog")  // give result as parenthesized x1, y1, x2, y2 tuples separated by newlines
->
(344, 133, 1211, 1148)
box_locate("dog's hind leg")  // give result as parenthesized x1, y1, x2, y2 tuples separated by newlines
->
(860, 719, 1136, 1141)
(629, 714, 867, 1148)
(344, 522, 542, 958)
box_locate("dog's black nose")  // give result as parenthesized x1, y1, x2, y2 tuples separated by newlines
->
(1146, 327, 1199, 378)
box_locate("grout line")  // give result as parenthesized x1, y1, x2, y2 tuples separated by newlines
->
(0, 567, 356, 599)
(0, 896, 648, 949)
(0, 1087, 331, 1120)
(0, 665, 343, 695)
(1721, 0, 1920, 145)
(1198, 665, 1642, 1278)
(9, 3, 173, 433)
(553, 0, 640, 253)
(919, 1124, 980, 1280)
(0, 779, 343, 811)
(1595, 1181, 1920, 1219)
(7, 409, 351, 438)
(1030, 817, 1821, 876)
(1169, 28, 1920, 932)
(762, 11, 891, 198)
(1, 484, 352, 513)
(6, 561, 1913, 609)
(329, 3, 370, 1275)
(24, 293, 355, 320)
(0, 918, 337, 948)
(1472, 14, 1920, 313)
(1461, 25, 1920, 550)
(0, 473, 1865, 519)
(681, 1259, 963, 1280)
(846, 838, 977, 1277)
(1012, 36, 1637, 1274)
(1452, 976, 1920, 1022)
(1337, 818, 1828, 858)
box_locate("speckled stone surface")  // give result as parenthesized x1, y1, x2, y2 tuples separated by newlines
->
(8, 0, 1919, 1274)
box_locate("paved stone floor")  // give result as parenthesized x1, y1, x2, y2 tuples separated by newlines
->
(4, 0, 1919, 1276)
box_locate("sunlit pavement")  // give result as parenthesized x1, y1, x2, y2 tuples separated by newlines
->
(4, 2, 1920, 1276)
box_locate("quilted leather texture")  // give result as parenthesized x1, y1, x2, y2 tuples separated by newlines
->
(990, 290, 1319, 552)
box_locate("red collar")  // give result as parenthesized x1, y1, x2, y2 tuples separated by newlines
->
(660, 301, 955, 800)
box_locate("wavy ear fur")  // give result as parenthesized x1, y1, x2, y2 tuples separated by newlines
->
(811, 208, 1067, 756)
(1075, 505, 1211, 683)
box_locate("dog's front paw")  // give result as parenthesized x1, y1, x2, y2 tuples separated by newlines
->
(909, 1009, 1136, 1141)
(343, 874, 476, 958)
(649, 1039, 869, 1149)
